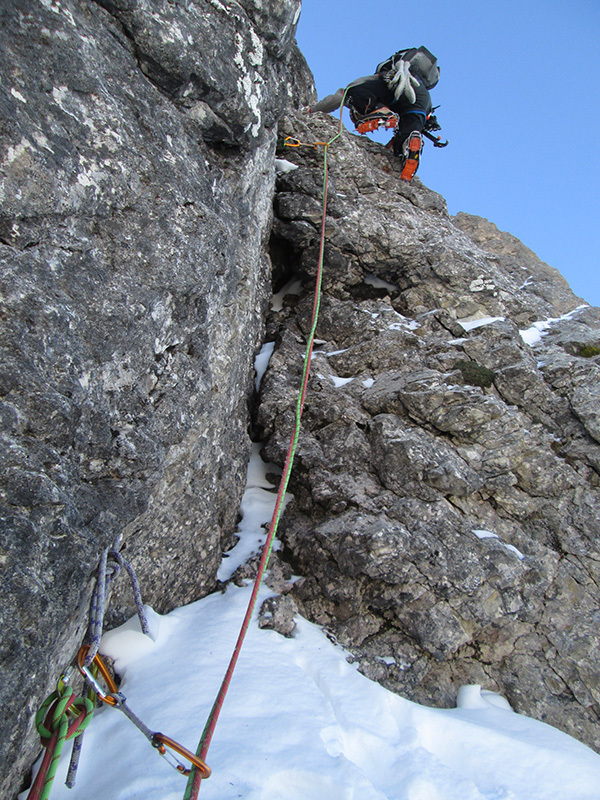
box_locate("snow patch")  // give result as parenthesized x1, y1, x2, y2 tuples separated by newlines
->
(275, 158, 298, 174)
(217, 445, 292, 582)
(330, 376, 354, 388)
(388, 319, 420, 332)
(99, 607, 163, 674)
(458, 316, 505, 331)
(271, 278, 303, 311)
(364, 273, 398, 291)
(325, 348, 350, 357)
(456, 685, 513, 712)
(473, 529, 498, 540)
(519, 305, 589, 347)
(254, 341, 275, 390)
(473, 529, 525, 560)
(36, 500, 600, 800)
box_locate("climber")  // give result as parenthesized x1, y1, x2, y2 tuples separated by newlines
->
(307, 47, 441, 180)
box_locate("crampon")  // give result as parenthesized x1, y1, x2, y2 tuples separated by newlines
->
(399, 131, 423, 182)
(351, 106, 398, 135)
(351, 107, 448, 183)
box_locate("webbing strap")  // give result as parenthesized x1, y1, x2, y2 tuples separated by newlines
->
(183, 93, 348, 800)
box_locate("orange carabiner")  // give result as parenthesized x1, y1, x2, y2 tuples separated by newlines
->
(153, 733, 211, 779)
(76, 645, 119, 706)
(284, 135, 330, 150)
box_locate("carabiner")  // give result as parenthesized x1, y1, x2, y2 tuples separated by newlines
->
(152, 733, 211, 779)
(76, 645, 119, 706)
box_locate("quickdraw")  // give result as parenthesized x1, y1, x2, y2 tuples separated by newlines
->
(76, 645, 211, 779)
(26, 548, 211, 800)
(283, 135, 331, 149)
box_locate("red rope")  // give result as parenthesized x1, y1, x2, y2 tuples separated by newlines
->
(184, 99, 347, 799)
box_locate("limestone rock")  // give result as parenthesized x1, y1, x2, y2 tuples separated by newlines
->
(258, 110, 600, 752)
(0, 1, 306, 796)
(258, 594, 298, 638)
(4, 5, 600, 794)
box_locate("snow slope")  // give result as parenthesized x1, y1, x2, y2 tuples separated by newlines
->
(30, 448, 600, 800)
(38, 582, 600, 800)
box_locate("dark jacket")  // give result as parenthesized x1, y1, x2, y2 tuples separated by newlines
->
(310, 73, 431, 119)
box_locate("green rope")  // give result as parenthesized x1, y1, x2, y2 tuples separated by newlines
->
(27, 687, 94, 800)
(184, 89, 350, 800)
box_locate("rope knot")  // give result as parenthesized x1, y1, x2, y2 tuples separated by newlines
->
(27, 688, 94, 800)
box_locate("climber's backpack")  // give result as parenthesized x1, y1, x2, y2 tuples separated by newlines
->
(376, 46, 440, 91)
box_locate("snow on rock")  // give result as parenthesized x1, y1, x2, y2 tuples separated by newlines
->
(457, 684, 513, 711)
(519, 305, 589, 346)
(330, 375, 355, 388)
(364, 273, 399, 292)
(473, 529, 525, 561)
(458, 315, 505, 332)
(254, 341, 275, 390)
(271, 278, 303, 312)
(275, 158, 299, 173)
(41, 586, 600, 800)
(28, 445, 600, 799)
(99, 606, 164, 674)
(216, 445, 291, 583)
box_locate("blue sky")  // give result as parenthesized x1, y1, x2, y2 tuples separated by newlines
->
(295, 0, 600, 308)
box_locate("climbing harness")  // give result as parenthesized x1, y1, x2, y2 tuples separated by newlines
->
(183, 92, 350, 800)
(27, 540, 209, 799)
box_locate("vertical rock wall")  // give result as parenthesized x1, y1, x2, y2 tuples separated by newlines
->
(0, 1, 309, 796)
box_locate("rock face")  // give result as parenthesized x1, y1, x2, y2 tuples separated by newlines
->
(0, 1, 307, 796)
(3, 4, 600, 795)
(258, 111, 600, 751)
